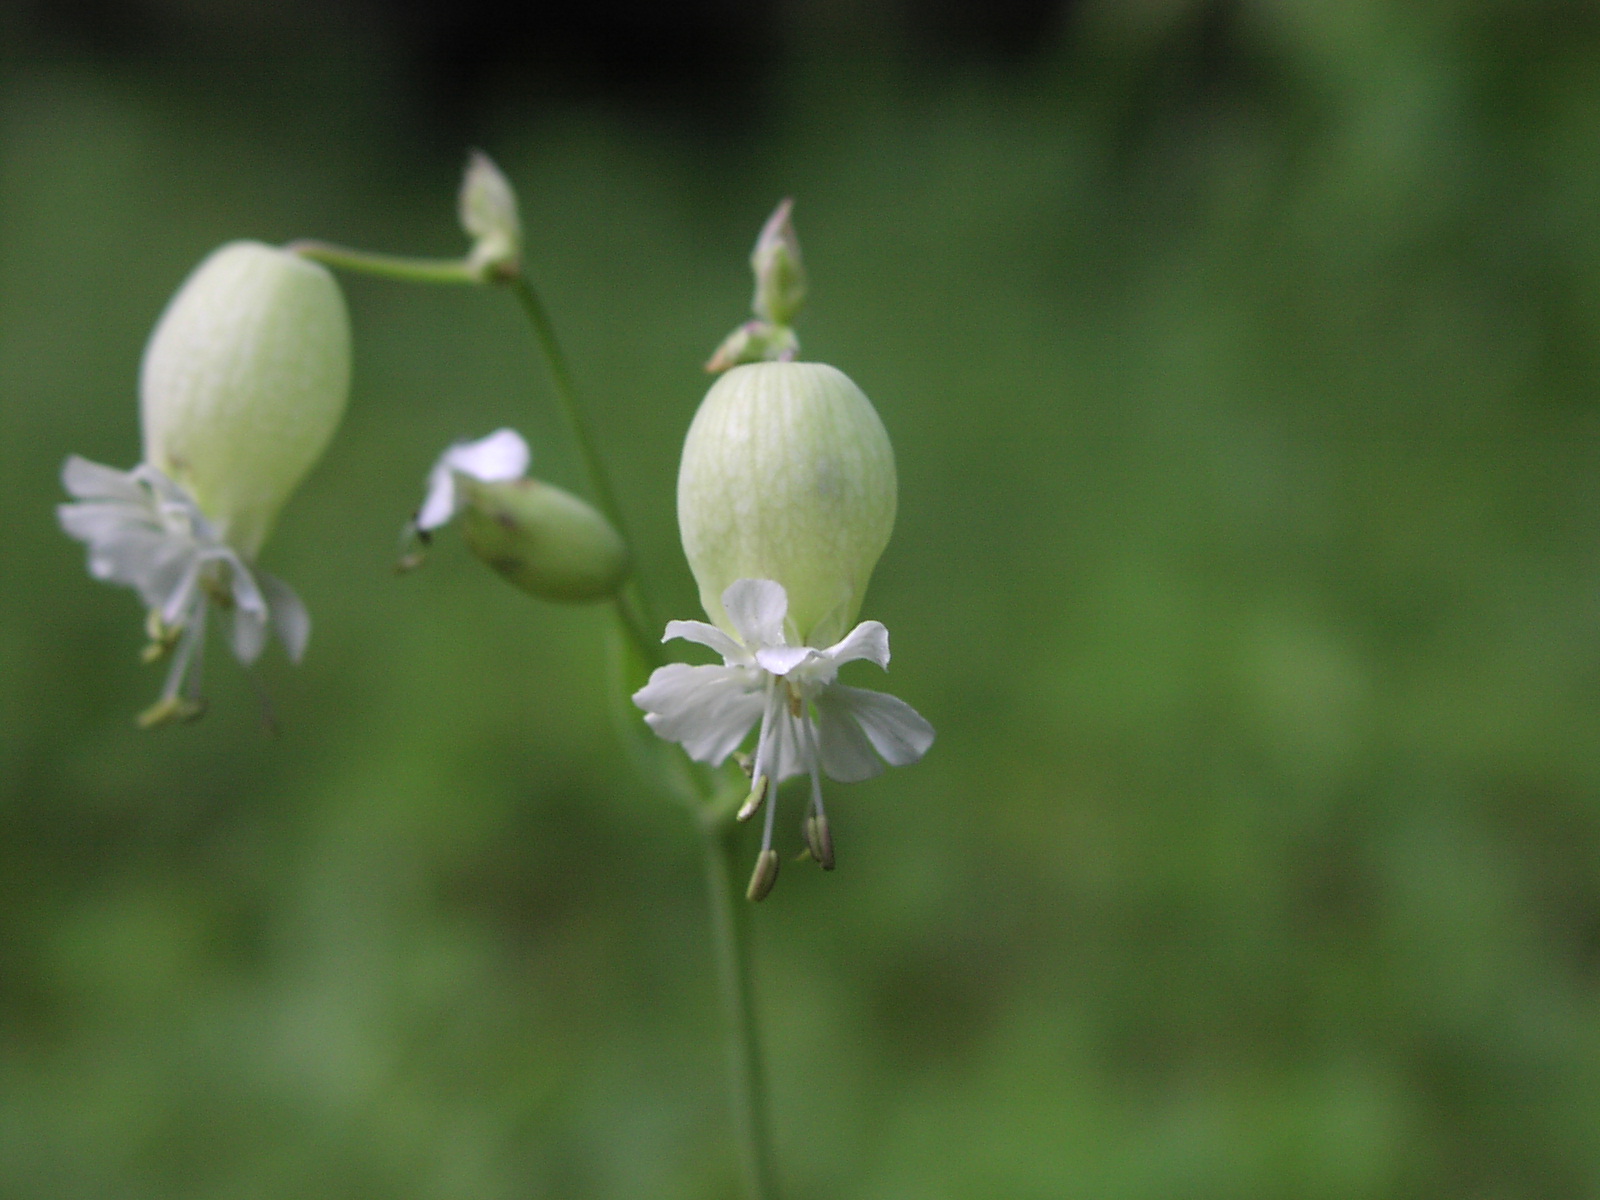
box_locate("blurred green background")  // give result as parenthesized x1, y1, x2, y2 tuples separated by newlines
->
(7, 1, 1600, 1196)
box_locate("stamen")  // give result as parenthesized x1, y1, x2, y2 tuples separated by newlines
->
(736, 774, 768, 822)
(139, 601, 207, 728)
(799, 709, 834, 869)
(746, 848, 780, 902)
(738, 678, 782, 822)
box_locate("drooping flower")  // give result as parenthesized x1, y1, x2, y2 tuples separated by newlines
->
(59, 458, 309, 726)
(634, 579, 933, 897)
(59, 240, 351, 725)
(406, 429, 629, 603)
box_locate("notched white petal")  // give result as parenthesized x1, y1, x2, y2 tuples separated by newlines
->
(721, 578, 789, 649)
(231, 604, 269, 664)
(754, 645, 812, 676)
(822, 684, 934, 768)
(62, 456, 145, 504)
(824, 620, 890, 670)
(662, 619, 749, 664)
(634, 663, 764, 765)
(816, 701, 886, 783)
(260, 573, 311, 662)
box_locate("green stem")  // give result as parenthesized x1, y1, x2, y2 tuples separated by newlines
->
(285, 240, 481, 285)
(505, 276, 660, 647)
(612, 589, 663, 672)
(701, 814, 782, 1200)
(506, 279, 631, 557)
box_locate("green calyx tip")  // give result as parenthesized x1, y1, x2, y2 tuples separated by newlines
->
(705, 198, 808, 373)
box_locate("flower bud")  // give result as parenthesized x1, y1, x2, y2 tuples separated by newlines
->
(458, 150, 522, 281)
(750, 198, 805, 327)
(140, 241, 351, 558)
(456, 475, 630, 603)
(677, 361, 896, 646)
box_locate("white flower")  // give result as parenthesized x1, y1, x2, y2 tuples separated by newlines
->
(633, 578, 933, 890)
(58, 456, 308, 726)
(414, 428, 530, 533)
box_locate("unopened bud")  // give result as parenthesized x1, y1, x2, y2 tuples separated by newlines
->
(457, 475, 629, 603)
(751, 198, 806, 326)
(746, 848, 780, 902)
(459, 150, 522, 281)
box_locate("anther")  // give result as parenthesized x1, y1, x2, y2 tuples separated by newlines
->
(746, 848, 780, 902)
(137, 695, 205, 729)
(804, 813, 835, 871)
(737, 774, 769, 822)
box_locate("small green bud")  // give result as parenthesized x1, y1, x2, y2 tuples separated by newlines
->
(459, 150, 522, 281)
(677, 361, 897, 646)
(750, 198, 805, 326)
(140, 241, 351, 558)
(457, 475, 630, 603)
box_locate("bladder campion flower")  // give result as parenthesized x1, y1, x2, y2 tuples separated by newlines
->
(59, 240, 351, 726)
(636, 351, 932, 899)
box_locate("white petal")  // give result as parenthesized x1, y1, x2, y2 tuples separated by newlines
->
(416, 463, 461, 532)
(816, 684, 935, 781)
(663, 619, 750, 664)
(442, 428, 530, 481)
(823, 620, 890, 670)
(721, 579, 789, 649)
(755, 645, 813, 676)
(416, 429, 531, 532)
(135, 541, 203, 610)
(59, 501, 152, 545)
(159, 560, 205, 628)
(260, 572, 311, 663)
(816, 701, 884, 782)
(768, 709, 809, 783)
(231, 604, 268, 664)
(634, 663, 764, 764)
(226, 554, 268, 622)
(61, 456, 143, 503)
(220, 555, 269, 664)
(827, 684, 935, 766)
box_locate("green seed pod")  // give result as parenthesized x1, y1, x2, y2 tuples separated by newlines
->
(140, 241, 351, 558)
(457, 476, 630, 603)
(677, 361, 897, 646)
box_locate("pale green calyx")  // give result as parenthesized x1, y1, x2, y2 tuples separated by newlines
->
(140, 240, 351, 559)
(458, 150, 523, 281)
(677, 361, 897, 646)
